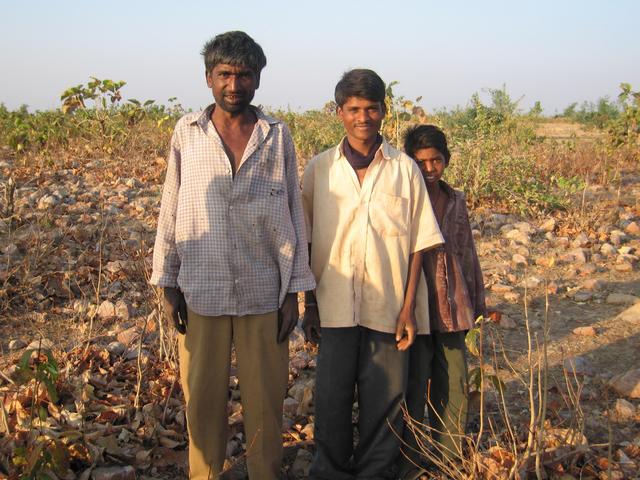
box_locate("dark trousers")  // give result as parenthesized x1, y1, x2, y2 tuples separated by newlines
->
(310, 326, 409, 480)
(400, 331, 468, 474)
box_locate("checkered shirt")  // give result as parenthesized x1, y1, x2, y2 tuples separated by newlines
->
(150, 105, 316, 317)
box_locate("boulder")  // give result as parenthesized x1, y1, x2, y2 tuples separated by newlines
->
(616, 302, 640, 325)
(609, 369, 640, 398)
(606, 293, 639, 305)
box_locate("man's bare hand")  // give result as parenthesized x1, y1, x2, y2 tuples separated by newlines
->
(395, 306, 416, 351)
(163, 287, 188, 334)
(277, 293, 299, 343)
(302, 305, 321, 345)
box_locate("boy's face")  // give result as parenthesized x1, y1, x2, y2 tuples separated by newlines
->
(413, 148, 447, 185)
(337, 96, 385, 144)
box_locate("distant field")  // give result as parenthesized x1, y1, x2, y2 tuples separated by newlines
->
(535, 120, 602, 139)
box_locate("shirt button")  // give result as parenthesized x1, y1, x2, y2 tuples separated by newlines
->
(229, 205, 234, 210)
(234, 279, 239, 284)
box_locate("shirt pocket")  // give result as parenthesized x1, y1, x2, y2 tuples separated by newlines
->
(369, 192, 409, 237)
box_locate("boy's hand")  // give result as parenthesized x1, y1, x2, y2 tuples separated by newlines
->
(395, 307, 416, 351)
(302, 305, 321, 345)
(163, 287, 188, 334)
(277, 293, 299, 343)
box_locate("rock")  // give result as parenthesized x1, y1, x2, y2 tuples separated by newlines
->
(291, 448, 313, 478)
(546, 282, 559, 295)
(609, 369, 640, 398)
(611, 399, 637, 421)
(616, 302, 640, 325)
(601, 243, 617, 256)
(564, 248, 588, 264)
(226, 438, 242, 457)
(614, 262, 634, 272)
(606, 293, 639, 305)
(106, 341, 126, 356)
(555, 236, 569, 247)
(571, 232, 590, 248)
(535, 256, 555, 268)
(117, 326, 140, 346)
(37, 194, 60, 210)
(625, 221, 640, 235)
(289, 326, 306, 352)
(115, 300, 134, 320)
(91, 466, 136, 480)
(563, 356, 594, 376)
(291, 351, 311, 370)
(504, 229, 530, 245)
(105, 260, 128, 274)
(572, 326, 597, 337)
(97, 300, 116, 319)
(524, 276, 542, 289)
(582, 279, 604, 291)
(618, 246, 635, 255)
(283, 397, 300, 416)
(514, 221, 535, 234)
(572, 291, 593, 302)
(610, 230, 627, 246)
(491, 283, 513, 293)
(577, 263, 597, 275)
(300, 422, 314, 440)
(8, 339, 27, 350)
(511, 253, 527, 266)
(26, 338, 54, 351)
(503, 292, 520, 303)
(540, 218, 556, 232)
(499, 315, 517, 329)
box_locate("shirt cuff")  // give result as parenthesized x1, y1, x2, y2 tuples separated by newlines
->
(149, 270, 179, 288)
(412, 232, 445, 254)
(287, 273, 316, 293)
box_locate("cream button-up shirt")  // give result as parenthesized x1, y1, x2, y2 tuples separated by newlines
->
(302, 138, 444, 335)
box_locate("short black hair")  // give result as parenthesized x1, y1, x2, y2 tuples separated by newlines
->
(201, 31, 267, 79)
(334, 69, 386, 107)
(403, 124, 451, 164)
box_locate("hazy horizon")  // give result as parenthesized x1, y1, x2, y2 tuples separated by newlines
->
(1, 0, 638, 115)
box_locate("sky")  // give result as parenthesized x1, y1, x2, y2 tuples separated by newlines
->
(1, 0, 639, 115)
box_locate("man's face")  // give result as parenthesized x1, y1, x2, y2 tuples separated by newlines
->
(412, 147, 447, 186)
(337, 97, 385, 144)
(206, 63, 258, 113)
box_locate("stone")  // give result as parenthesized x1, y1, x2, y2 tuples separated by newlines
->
(91, 465, 136, 480)
(616, 302, 640, 325)
(571, 232, 590, 248)
(572, 326, 596, 336)
(37, 194, 60, 210)
(615, 262, 634, 272)
(540, 217, 557, 232)
(535, 256, 555, 268)
(117, 326, 140, 346)
(601, 243, 617, 256)
(625, 221, 640, 235)
(606, 293, 640, 305)
(8, 339, 27, 350)
(491, 283, 513, 293)
(556, 236, 569, 247)
(524, 276, 542, 289)
(611, 399, 636, 421)
(572, 291, 593, 302)
(300, 422, 314, 440)
(106, 341, 126, 356)
(511, 253, 527, 265)
(291, 448, 313, 478)
(283, 397, 300, 416)
(289, 326, 306, 352)
(610, 230, 626, 246)
(504, 229, 530, 245)
(514, 221, 535, 234)
(546, 282, 559, 295)
(499, 315, 517, 329)
(26, 338, 54, 351)
(114, 300, 134, 320)
(582, 279, 604, 291)
(568, 248, 588, 264)
(105, 260, 128, 274)
(577, 263, 597, 275)
(563, 356, 594, 376)
(97, 300, 116, 319)
(609, 369, 640, 398)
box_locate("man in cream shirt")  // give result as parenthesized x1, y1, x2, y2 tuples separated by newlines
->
(302, 69, 443, 480)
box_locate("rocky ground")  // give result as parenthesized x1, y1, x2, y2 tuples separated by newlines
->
(0, 152, 638, 479)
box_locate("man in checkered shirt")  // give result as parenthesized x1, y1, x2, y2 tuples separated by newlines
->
(150, 31, 315, 480)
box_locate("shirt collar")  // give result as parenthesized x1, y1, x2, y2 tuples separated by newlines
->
(335, 135, 392, 161)
(190, 104, 278, 132)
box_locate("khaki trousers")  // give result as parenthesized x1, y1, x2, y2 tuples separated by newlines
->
(178, 308, 288, 480)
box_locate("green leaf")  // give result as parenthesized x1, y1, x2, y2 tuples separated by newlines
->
(465, 328, 480, 357)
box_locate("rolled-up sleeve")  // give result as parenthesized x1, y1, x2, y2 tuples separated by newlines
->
(283, 127, 316, 293)
(150, 128, 182, 287)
